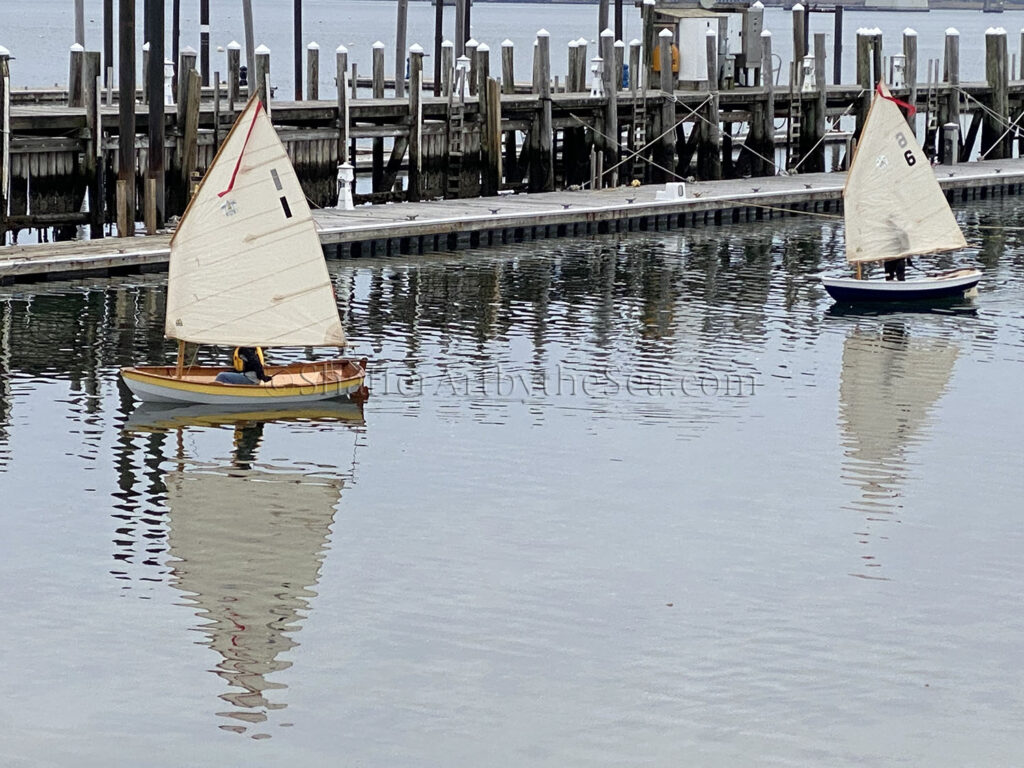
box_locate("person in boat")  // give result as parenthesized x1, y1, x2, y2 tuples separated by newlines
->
(215, 346, 273, 385)
(883, 257, 913, 282)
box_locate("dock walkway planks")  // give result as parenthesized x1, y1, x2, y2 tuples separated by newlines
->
(2, 158, 1023, 284)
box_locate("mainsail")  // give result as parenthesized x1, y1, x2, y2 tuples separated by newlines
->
(843, 84, 967, 265)
(165, 95, 346, 347)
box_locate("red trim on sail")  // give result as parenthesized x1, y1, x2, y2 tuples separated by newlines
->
(218, 100, 264, 198)
(876, 82, 916, 118)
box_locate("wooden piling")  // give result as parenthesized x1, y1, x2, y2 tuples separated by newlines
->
(501, 39, 517, 182)
(628, 38, 640, 92)
(698, 29, 722, 180)
(0, 48, 10, 244)
(409, 44, 423, 201)
(479, 44, 500, 196)
(147, 0, 165, 231)
(242, 0, 256, 88)
(598, 0, 609, 43)
(181, 69, 201, 200)
(172, 0, 181, 91)
(984, 27, 1009, 160)
(307, 42, 319, 100)
(336, 45, 349, 164)
(833, 6, 843, 84)
(177, 46, 197, 113)
(797, 31, 826, 173)
(855, 29, 873, 138)
(642, 0, 655, 92)
(467, 39, 479, 97)
(944, 27, 960, 161)
(433, 0, 444, 96)
(254, 44, 271, 107)
(792, 3, 806, 88)
(213, 69, 221, 147)
(442, 40, 454, 97)
(293, 0, 303, 101)
(530, 29, 554, 193)
(227, 41, 241, 110)
(904, 28, 918, 133)
(75, 0, 85, 46)
(199, 0, 210, 85)
(601, 29, 618, 187)
(142, 42, 150, 105)
(372, 41, 385, 193)
(456, 0, 467, 58)
(395, 0, 408, 99)
(654, 28, 674, 183)
(103, 0, 113, 87)
(68, 44, 85, 108)
(614, 40, 624, 92)
(118, 0, 136, 237)
(747, 29, 774, 177)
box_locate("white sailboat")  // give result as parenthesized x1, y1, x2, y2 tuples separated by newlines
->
(821, 84, 982, 304)
(121, 94, 366, 404)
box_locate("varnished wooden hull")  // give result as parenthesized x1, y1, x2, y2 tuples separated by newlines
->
(120, 358, 367, 405)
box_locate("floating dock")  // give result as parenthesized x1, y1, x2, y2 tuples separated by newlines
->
(1, 157, 1021, 285)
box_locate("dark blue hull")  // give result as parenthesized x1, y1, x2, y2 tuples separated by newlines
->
(822, 270, 982, 304)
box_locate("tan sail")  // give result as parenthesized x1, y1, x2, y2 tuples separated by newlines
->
(165, 95, 346, 347)
(843, 85, 967, 265)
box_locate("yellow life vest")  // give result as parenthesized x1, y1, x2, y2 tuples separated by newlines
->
(232, 346, 265, 372)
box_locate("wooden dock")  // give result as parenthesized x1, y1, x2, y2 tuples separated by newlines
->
(2, 156, 1021, 285)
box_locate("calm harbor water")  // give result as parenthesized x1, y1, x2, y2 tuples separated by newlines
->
(1, 194, 1023, 765)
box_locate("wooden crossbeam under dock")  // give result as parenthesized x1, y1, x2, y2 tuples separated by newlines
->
(2, 158, 1023, 284)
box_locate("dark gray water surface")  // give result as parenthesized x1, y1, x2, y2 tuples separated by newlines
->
(1, 198, 1023, 767)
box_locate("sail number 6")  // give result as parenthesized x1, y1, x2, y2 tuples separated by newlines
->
(895, 131, 916, 167)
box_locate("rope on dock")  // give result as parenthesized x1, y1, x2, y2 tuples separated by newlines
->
(954, 87, 1024, 161)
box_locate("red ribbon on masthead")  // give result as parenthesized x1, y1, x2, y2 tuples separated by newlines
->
(876, 82, 917, 118)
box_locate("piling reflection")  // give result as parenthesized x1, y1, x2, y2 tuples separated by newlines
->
(121, 402, 364, 738)
(0, 300, 12, 470)
(837, 323, 960, 578)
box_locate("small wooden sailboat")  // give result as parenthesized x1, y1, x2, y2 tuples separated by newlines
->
(121, 94, 366, 405)
(821, 83, 982, 304)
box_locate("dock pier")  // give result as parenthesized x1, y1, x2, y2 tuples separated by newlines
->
(2, 2, 1024, 270)
(1, 157, 1021, 285)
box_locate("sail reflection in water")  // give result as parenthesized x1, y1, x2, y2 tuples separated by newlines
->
(125, 403, 364, 737)
(837, 323, 959, 576)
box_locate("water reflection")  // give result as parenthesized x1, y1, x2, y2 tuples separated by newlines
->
(838, 323, 960, 578)
(122, 403, 364, 738)
(0, 300, 12, 470)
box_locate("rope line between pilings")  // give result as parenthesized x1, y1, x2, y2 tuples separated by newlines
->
(569, 93, 715, 188)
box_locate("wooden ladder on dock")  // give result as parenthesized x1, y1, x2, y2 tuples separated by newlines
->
(924, 60, 940, 157)
(446, 104, 465, 199)
(630, 96, 649, 182)
(786, 74, 803, 172)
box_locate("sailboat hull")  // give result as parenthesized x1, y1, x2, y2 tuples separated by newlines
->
(121, 358, 367, 405)
(821, 268, 982, 304)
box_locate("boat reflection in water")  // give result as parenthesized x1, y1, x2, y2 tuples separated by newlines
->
(124, 402, 364, 737)
(837, 323, 959, 578)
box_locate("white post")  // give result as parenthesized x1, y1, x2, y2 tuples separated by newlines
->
(336, 161, 355, 209)
(163, 58, 175, 106)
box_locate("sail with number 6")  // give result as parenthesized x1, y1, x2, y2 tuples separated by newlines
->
(843, 83, 967, 265)
(165, 94, 346, 348)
